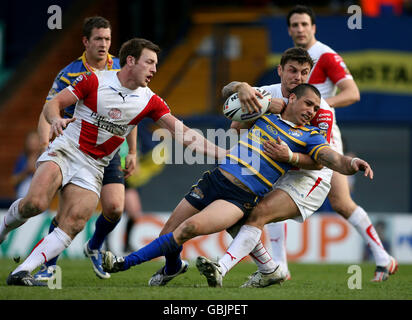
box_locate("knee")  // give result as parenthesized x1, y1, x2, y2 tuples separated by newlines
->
(175, 219, 199, 243)
(20, 197, 48, 218)
(101, 200, 124, 221)
(62, 212, 88, 237)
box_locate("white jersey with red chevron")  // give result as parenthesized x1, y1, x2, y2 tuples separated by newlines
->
(307, 41, 353, 100)
(65, 70, 170, 167)
(307, 41, 352, 154)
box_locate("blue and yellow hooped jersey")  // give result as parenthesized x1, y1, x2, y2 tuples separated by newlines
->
(219, 113, 330, 196)
(46, 51, 120, 118)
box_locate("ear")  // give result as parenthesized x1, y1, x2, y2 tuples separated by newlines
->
(82, 36, 88, 48)
(277, 64, 282, 77)
(288, 93, 297, 104)
(126, 55, 136, 66)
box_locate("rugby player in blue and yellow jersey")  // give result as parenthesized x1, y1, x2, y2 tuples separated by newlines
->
(34, 16, 137, 281)
(101, 83, 373, 287)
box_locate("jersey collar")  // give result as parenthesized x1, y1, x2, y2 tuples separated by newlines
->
(81, 51, 115, 72)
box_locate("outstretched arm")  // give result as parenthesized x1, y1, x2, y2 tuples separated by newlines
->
(156, 113, 227, 160)
(316, 147, 373, 179)
(43, 88, 78, 138)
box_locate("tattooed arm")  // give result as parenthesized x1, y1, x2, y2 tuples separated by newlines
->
(316, 147, 374, 179)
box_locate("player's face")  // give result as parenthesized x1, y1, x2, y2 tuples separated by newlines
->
(288, 13, 316, 49)
(278, 61, 311, 94)
(287, 90, 320, 125)
(131, 48, 158, 87)
(83, 28, 111, 61)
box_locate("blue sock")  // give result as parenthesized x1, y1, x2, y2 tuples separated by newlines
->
(88, 213, 120, 250)
(124, 232, 180, 270)
(45, 218, 59, 267)
(164, 245, 183, 275)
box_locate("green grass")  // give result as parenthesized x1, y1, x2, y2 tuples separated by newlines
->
(0, 258, 411, 300)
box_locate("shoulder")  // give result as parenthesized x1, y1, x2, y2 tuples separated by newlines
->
(260, 83, 282, 98)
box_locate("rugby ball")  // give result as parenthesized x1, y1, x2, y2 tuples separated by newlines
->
(223, 87, 271, 122)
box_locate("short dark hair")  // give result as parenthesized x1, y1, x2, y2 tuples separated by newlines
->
(290, 83, 321, 100)
(119, 38, 160, 67)
(280, 47, 314, 69)
(83, 16, 111, 39)
(286, 5, 316, 27)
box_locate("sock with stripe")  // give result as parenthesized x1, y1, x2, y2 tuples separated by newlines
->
(12, 227, 71, 274)
(0, 199, 26, 243)
(347, 206, 390, 266)
(265, 222, 289, 273)
(123, 232, 180, 271)
(219, 225, 262, 277)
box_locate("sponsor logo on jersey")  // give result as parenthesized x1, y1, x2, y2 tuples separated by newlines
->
(108, 108, 122, 120)
(318, 122, 329, 130)
(91, 112, 128, 136)
(288, 128, 303, 137)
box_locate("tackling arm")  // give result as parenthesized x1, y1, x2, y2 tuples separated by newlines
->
(157, 113, 227, 160)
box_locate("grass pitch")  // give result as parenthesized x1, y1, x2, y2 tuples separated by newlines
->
(0, 258, 411, 301)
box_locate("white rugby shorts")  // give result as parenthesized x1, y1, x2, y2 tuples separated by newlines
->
(274, 168, 332, 222)
(37, 135, 104, 197)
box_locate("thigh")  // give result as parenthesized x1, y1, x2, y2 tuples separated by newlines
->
(161, 198, 200, 235)
(22, 161, 62, 208)
(178, 199, 244, 236)
(247, 189, 300, 228)
(56, 183, 99, 238)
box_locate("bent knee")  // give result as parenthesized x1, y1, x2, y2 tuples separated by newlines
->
(20, 197, 49, 217)
(176, 220, 199, 243)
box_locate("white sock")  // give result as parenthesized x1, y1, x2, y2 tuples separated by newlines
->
(219, 225, 262, 277)
(249, 240, 278, 274)
(347, 206, 390, 266)
(226, 223, 277, 274)
(266, 222, 289, 273)
(12, 227, 72, 274)
(0, 198, 26, 243)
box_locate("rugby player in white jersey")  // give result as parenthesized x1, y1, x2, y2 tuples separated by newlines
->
(0, 38, 226, 286)
(267, 5, 396, 283)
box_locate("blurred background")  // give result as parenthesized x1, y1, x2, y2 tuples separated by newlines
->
(0, 0, 411, 263)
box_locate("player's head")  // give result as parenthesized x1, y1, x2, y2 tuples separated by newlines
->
(278, 47, 313, 95)
(82, 16, 112, 62)
(284, 83, 321, 125)
(119, 38, 160, 88)
(286, 5, 316, 49)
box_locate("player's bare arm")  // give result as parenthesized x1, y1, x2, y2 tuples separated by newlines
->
(263, 138, 323, 170)
(316, 147, 373, 179)
(43, 88, 78, 137)
(123, 126, 138, 179)
(37, 111, 52, 150)
(325, 78, 360, 108)
(222, 81, 263, 114)
(156, 113, 227, 159)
